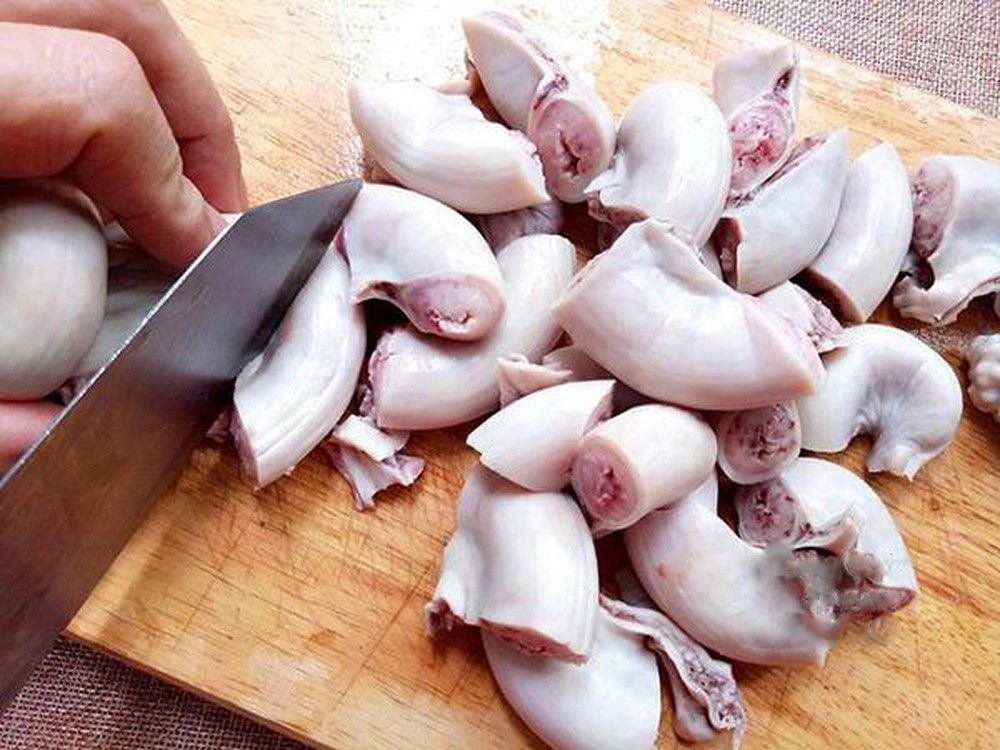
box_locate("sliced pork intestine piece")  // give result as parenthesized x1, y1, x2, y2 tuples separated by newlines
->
(542, 345, 647, 412)
(322, 443, 423, 511)
(601, 596, 746, 745)
(734, 462, 858, 555)
(714, 401, 801, 485)
(328, 414, 408, 461)
(542, 344, 612, 380)
(893, 155, 1000, 325)
(349, 80, 548, 213)
(698, 242, 725, 280)
(797, 324, 962, 479)
(427, 465, 598, 663)
(805, 142, 914, 323)
(71, 255, 177, 381)
(473, 199, 564, 251)
(586, 82, 731, 246)
(481, 604, 659, 750)
(462, 11, 615, 203)
(625, 473, 834, 666)
(571, 404, 717, 535)
(553, 219, 824, 410)
(712, 129, 849, 294)
(338, 184, 504, 341)
(496, 354, 572, 407)
(368, 234, 574, 430)
(0, 180, 107, 400)
(758, 281, 842, 353)
(323, 414, 421, 510)
(713, 43, 801, 198)
(468, 379, 613, 491)
(232, 250, 366, 488)
(966, 333, 1000, 421)
(735, 458, 918, 620)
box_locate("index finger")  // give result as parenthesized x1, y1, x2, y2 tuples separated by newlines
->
(0, 23, 225, 266)
(0, 0, 246, 213)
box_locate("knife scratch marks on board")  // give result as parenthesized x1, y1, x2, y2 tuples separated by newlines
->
(327, 578, 417, 716)
(178, 580, 218, 637)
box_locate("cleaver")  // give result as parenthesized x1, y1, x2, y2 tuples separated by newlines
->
(0, 179, 361, 707)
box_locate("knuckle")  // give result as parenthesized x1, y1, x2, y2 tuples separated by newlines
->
(77, 33, 150, 121)
(215, 111, 238, 142)
(84, 33, 144, 92)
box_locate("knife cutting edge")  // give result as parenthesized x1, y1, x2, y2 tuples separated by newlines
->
(0, 179, 361, 707)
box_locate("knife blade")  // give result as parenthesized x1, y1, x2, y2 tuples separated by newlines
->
(0, 179, 361, 707)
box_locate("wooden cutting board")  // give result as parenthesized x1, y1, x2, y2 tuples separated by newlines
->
(66, 1, 1000, 748)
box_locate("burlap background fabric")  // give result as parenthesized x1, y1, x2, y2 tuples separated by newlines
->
(0, 1, 996, 748)
(719, 0, 999, 117)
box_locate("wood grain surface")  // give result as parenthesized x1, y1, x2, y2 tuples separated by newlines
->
(66, 1, 1000, 748)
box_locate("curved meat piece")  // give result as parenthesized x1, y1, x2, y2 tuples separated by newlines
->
(602, 597, 746, 746)
(734, 464, 857, 555)
(539, 345, 648, 412)
(698, 242, 725, 280)
(368, 234, 574, 430)
(758, 281, 842, 353)
(586, 82, 731, 246)
(665, 667, 722, 744)
(463, 12, 615, 203)
(72, 254, 176, 382)
(0, 181, 107, 400)
(468, 379, 613, 491)
(805, 142, 914, 323)
(797, 324, 962, 479)
(322, 415, 423, 510)
(328, 414, 409, 460)
(482, 604, 659, 750)
(339, 184, 504, 341)
(714, 401, 801, 485)
(232, 250, 366, 487)
(713, 43, 801, 198)
(0, 401, 61, 473)
(473, 199, 564, 251)
(736, 458, 918, 620)
(572, 404, 717, 535)
(349, 80, 548, 213)
(496, 354, 572, 407)
(553, 219, 824, 409)
(967, 333, 1000, 421)
(542, 345, 611, 380)
(427, 465, 598, 663)
(625, 473, 833, 665)
(894, 155, 1000, 325)
(322, 446, 423, 511)
(712, 130, 849, 294)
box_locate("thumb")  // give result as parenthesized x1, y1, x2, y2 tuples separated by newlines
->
(0, 401, 61, 472)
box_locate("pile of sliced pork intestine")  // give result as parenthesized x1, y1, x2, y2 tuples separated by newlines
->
(2, 8, 998, 748)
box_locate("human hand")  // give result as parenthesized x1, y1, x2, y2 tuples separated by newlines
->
(0, 1, 246, 470)
(0, 0, 246, 266)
